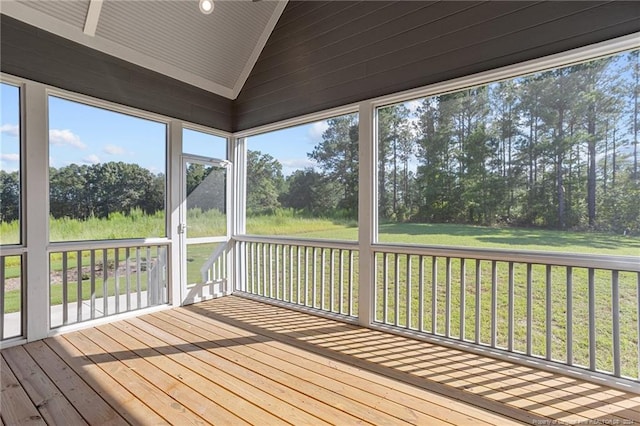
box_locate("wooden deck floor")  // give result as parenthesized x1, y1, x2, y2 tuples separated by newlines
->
(2, 296, 640, 425)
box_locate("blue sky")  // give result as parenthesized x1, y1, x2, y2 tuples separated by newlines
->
(0, 83, 325, 176)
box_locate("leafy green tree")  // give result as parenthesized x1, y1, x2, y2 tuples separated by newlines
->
(281, 168, 340, 216)
(246, 150, 284, 214)
(309, 114, 359, 216)
(0, 170, 19, 222)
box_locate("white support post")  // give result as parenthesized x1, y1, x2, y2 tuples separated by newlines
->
(358, 101, 377, 327)
(231, 137, 247, 292)
(24, 82, 49, 341)
(168, 120, 183, 307)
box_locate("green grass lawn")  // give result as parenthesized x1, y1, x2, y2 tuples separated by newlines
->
(3, 212, 639, 378)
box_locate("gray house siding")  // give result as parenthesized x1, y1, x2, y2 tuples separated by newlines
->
(234, 1, 640, 131)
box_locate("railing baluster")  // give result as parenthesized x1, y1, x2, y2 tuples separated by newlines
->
(339, 250, 344, 315)
(297, 246, 302, 305)
(406, 255, 412, 329)
(395, 253, 400, 326)
(460, 258, 466, 340)
(526, 263, 532, 356)
(330, 249, 336, 313)
(432, 257, 437, 334)
(77, 251, 83, 323)
(349, 250, 354, 316)
(304, 247, 309, 306)
(90, 250, 96, 319)
(251, 243, 256, 294)
(269, 244, 274, 299)
(114, 249, 120, 314)
(383, 252, 389, 324)
(262, 243, 267, 297)
(445, 257, 451, 337)
(321, 249, 326, 310)
(312, 247, 318, 308)
(0, 256, 5, 339)
(588, 268, 596, 371)
(612, 270, 621, 377)
(491, 261, 497, 348)
(289, 245, 294, 303)
(475, 260, 481, 344)
(146, 247, 154, 306)
(62, 252, 68, 325)
(125, 248, 131, 312)
(419, 255, 424, 332)
(508, 262, 514, 352)
(103, 250, 109, 316)
(276, 245, 280, 300)
(567, 266, 573, 366)
(136, 247, 142, 309)
(546, 265, 552, 361)
(146, 247, 152, 308)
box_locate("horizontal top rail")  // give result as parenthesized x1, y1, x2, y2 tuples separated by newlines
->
(0, 246, 27, 256)
(234, 235, 359, 250)
(374, 243, 640, 272)
(49, 238, 170, 252)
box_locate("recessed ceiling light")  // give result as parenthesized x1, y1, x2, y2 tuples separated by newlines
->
(199, 0, 214, 15)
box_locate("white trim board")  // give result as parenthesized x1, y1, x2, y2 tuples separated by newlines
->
(2, 1, 234, 99)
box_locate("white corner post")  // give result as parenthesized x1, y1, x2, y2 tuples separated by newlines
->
(358, 101, 377, 327)
(24, 81, 50, 341)
(231, 137, 247, 293)
(168, 120, 183, 307)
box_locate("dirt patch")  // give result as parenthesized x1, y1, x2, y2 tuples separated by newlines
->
(4, 261, 152, 292)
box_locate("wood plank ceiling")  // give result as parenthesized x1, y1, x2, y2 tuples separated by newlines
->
(3, 0, 287, 99)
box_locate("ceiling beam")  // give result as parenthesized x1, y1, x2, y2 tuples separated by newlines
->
(83, 0, 104, 37)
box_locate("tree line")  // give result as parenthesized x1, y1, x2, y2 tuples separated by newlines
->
(248, 50, 639, 234)
(1, 51, 637, 235)
(0, 162, 164, 222)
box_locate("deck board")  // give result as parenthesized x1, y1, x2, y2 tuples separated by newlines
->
(2, 345, 87, 426)
(2, 295, 640, 425)
(0, 356, 46, 426)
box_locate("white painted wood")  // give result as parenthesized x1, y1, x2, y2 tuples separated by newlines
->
(83, 0, 103, 36)
(1, 1, 234, 98)
(23, 81, 50, 342)
(231, 0, 289, 99)
(169, 120, 183, 308)
(357, 100, 376, 327)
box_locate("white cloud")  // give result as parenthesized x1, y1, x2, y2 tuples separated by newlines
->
(82, 154, 101, 164)
(103, 144, 125, 155)
(280, 158, 317, 176)
(0, 153, 19, 162)
(49, 129, 86, 149)
(281, 158, 316, 170)
(1, 124, 19, 137)
(307, 121, 329, 143)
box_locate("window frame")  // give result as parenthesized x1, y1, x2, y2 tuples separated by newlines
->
(0, 77, 25, 248)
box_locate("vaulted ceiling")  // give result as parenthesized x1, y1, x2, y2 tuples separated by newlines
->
(2, 0, 287, 99)
(2, 1, 639, 132)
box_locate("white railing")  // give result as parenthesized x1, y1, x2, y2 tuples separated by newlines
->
(49, 240, 169, 328)
(200, 242, 228, 286)
(0, 247, 25, 341)
(372, 243, 640, 388)
(235, 236, 359, 318)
